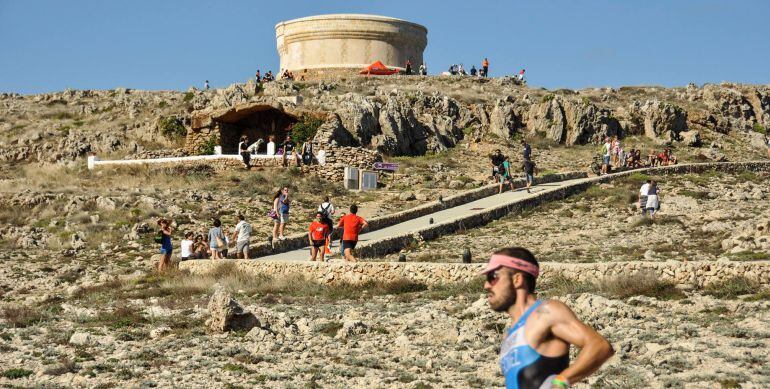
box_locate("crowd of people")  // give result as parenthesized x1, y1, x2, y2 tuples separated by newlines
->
(599, 136, 678, 174)
(155, 191, 370, 269)
(489, 140, 537, 194)
(445, 57, 491, 77)
(237, 134, 318, 171)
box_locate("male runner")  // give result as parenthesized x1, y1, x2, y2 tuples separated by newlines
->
(482, 247, 614, 388)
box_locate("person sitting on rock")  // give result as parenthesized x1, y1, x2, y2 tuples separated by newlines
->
(470, 65, 477, 76)
(647, 149, 658, 167)
(625, 148, 636, 167)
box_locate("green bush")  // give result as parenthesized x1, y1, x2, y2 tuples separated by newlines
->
(3, 368, 33, 379)
(753, 123, 766, 135)
(290, 115, 324, 144)
(541, 94, 555, 103)
(158, 117, 187, 138)
(183, 92, 195, 102)
(198, 136, 218, 155)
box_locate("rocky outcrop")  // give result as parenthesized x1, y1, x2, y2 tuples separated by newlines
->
(622, 100, 688, 142)
(488, 96, 520, 140)
(527, 95, 621, 145)
(205, 287, 259, 332)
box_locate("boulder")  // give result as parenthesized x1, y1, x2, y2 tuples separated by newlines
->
(488, 96, 519, 140)
(205, 287, 259, 333)
(626, 100, 688, 142)
(69, 332, 92, 346)
(335, 320, 369, 339)
(679, 130, 701, 147)
(527, 95, 621, 145)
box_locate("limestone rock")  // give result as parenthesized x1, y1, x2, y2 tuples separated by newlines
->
(527, 95, 621, 145)
(69, 332, 92, 346)
(679, 130, 701, 147)
(205, 287, 259, 333)
(335, 320, 369, 339)
(626, 100, 688, 142)
(488, 96, 519, 140)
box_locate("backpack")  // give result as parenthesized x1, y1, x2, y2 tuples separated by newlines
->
(498, 162, 507, 176)
(319, 203, 332, 218)
(154, 230, 163, 244)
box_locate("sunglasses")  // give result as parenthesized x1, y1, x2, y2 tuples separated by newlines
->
(486, 269, 503, 285)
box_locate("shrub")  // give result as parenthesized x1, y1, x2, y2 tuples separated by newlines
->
(158, 116, 187, 138)
(702, 277, 758, 299)
(541, 94, 555, 103)
(3, 368, 33, 379)
(596, 272, 684, 299)
(290, 115, 324, 144)
(753, 123, 766, 134)
(198, 136, 218, 155)
(183, 92, 195, 102)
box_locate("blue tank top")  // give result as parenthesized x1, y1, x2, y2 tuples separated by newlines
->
(499, 300, 570, 389)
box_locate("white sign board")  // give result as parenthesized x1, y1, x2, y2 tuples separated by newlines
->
(360, 171, 378, 191)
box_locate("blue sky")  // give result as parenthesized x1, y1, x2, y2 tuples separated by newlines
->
(2, 0, 769, 94)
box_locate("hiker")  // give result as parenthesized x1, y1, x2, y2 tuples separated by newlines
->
(301, 140, 315, 168)
(458, 64, 466, 75)
(204, 80, 210, 91)
(255, 70, 261, 82)
(610, 137, 620, 167)
(308, 212, 331, 262)
(337, 204, 368, 262)
(638, 179, 651, 215)
(238, 135, 251, 169)
(282, 135, 299, 167)
(645, 181, 660, 218)
(208, 218, 226, 260)
(498, 156, 514, 194)
(522, 139, 532, 160)
(272, 187, 290, 241)
(517, 68, 526, 82)
(522, 157, 536, 193)
(318, 196, 336, 253)
(405, 59, 412, 75)
(231, 214, 252, 259)
(601, 137, 611, 174)
(419, 63, 427, 75)
(490, 149, 505, 181)
(180, 232, 193, 262)
(482, 58, 489, 77)
(482, 247, 614, 388)
(470, 65, 477, 76)
(156, 218, 173, 271)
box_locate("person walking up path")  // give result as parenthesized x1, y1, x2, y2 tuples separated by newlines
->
(318, 196, 336, 254)
(208, 218, 226, 260)
(498, 156, 514, 194)
(638, 179, 651, 215)
(308, 212, 331, 262)
(156, 218, 174, 271)
(272, 187, 290, 241)
(231, 214, 252, 259)
(522, 158, 536, 193)
(337, 204, 368, 262)
(482, 247, 614, 389)
(645, 181, 660, 218)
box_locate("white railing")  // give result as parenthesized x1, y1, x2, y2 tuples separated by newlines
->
(87, 152, 282, 170)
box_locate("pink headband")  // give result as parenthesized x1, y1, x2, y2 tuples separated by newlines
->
(480, 254, 540, 278)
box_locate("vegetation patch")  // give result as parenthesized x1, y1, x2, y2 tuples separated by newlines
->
(157, 116, 187, 138)
(289, 114, 324, 144)
(702, 277, 759, 299)
(2, 368, 34, 379)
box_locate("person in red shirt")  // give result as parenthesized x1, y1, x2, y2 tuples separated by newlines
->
(308, 212, 330, 262)
(336, 204, 368, 262)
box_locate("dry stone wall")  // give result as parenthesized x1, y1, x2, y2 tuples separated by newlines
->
(180, 259, 770, 288)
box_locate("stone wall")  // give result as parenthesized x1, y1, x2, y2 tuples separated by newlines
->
(310, 146, 383, 182)
(179, 259, 770, 288)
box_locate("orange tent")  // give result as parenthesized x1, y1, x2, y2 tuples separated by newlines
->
(360, 61, 400, 75)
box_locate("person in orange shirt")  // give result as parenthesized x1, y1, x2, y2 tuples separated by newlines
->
(308, 212, 330, 262)
(336, 204, 368, 262)
(482, 58, 489, 78)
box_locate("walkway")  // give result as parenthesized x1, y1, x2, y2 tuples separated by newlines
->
(259, 179, 580, 261)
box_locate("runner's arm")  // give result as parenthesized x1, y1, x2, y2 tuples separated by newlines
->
(546, 300, 614, 385)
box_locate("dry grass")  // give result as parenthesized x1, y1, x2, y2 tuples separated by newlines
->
(596, 272, 685, 300)
(702, 277, 760, 299)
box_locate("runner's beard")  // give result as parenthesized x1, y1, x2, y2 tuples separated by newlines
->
(489, 288, 517, 312)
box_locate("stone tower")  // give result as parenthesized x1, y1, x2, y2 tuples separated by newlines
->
(275, 14, 428, 79)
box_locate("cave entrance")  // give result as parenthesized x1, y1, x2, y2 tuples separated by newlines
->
(213, 104, 298, 154)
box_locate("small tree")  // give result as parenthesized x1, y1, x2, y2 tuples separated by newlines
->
(290, 115, 324, 144)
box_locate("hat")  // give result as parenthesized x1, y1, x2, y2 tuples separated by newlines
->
(479, 254, 540, 278)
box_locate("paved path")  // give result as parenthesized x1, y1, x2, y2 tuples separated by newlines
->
(258, 178, 585, 261)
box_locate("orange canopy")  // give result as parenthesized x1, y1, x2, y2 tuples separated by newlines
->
(360, 61, 400, 75)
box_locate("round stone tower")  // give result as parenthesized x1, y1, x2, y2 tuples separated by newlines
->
(275, 14, 427, 79)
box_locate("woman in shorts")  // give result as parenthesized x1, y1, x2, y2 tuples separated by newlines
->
(308, 212, 330, 262)
(645, 181, 660, 219)
(157, 218, 174, 271)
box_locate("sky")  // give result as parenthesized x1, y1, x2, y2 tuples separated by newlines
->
(2, 0, 769, 94)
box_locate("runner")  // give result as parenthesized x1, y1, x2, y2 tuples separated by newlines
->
(498, 156, 514, 194)
(522, 157, 536, 193)
(308, 212, 330, 262)
(482, 247, 614, 388)
(231, 214, 252, 259)
(337, 204, 368, 262)
(156, 218, 173, 271)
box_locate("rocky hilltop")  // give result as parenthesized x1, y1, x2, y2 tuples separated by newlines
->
(1, 78, 769, 164)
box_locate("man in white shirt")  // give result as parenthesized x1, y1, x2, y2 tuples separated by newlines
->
(638, 180, 651, 215)
(231, 214, 252, 259)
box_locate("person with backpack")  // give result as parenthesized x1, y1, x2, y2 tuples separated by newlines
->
(498, 156, 514, 194)
(208, 218, 226, 260)
(308, 212, 331, 262)
(231, 214, 252, 259)
(318, 196, 336, 254)
(156, 218, 174, 271)
(522, 157, 537, 193)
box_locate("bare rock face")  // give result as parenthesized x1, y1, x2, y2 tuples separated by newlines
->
(679, 130, 701, 147)
(206, 286, 259, 333)
(488, 96, 520, 140)
(625, 100, 688, 143)
(527, 96, 621, 145)
(701, 85, 755, 132)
